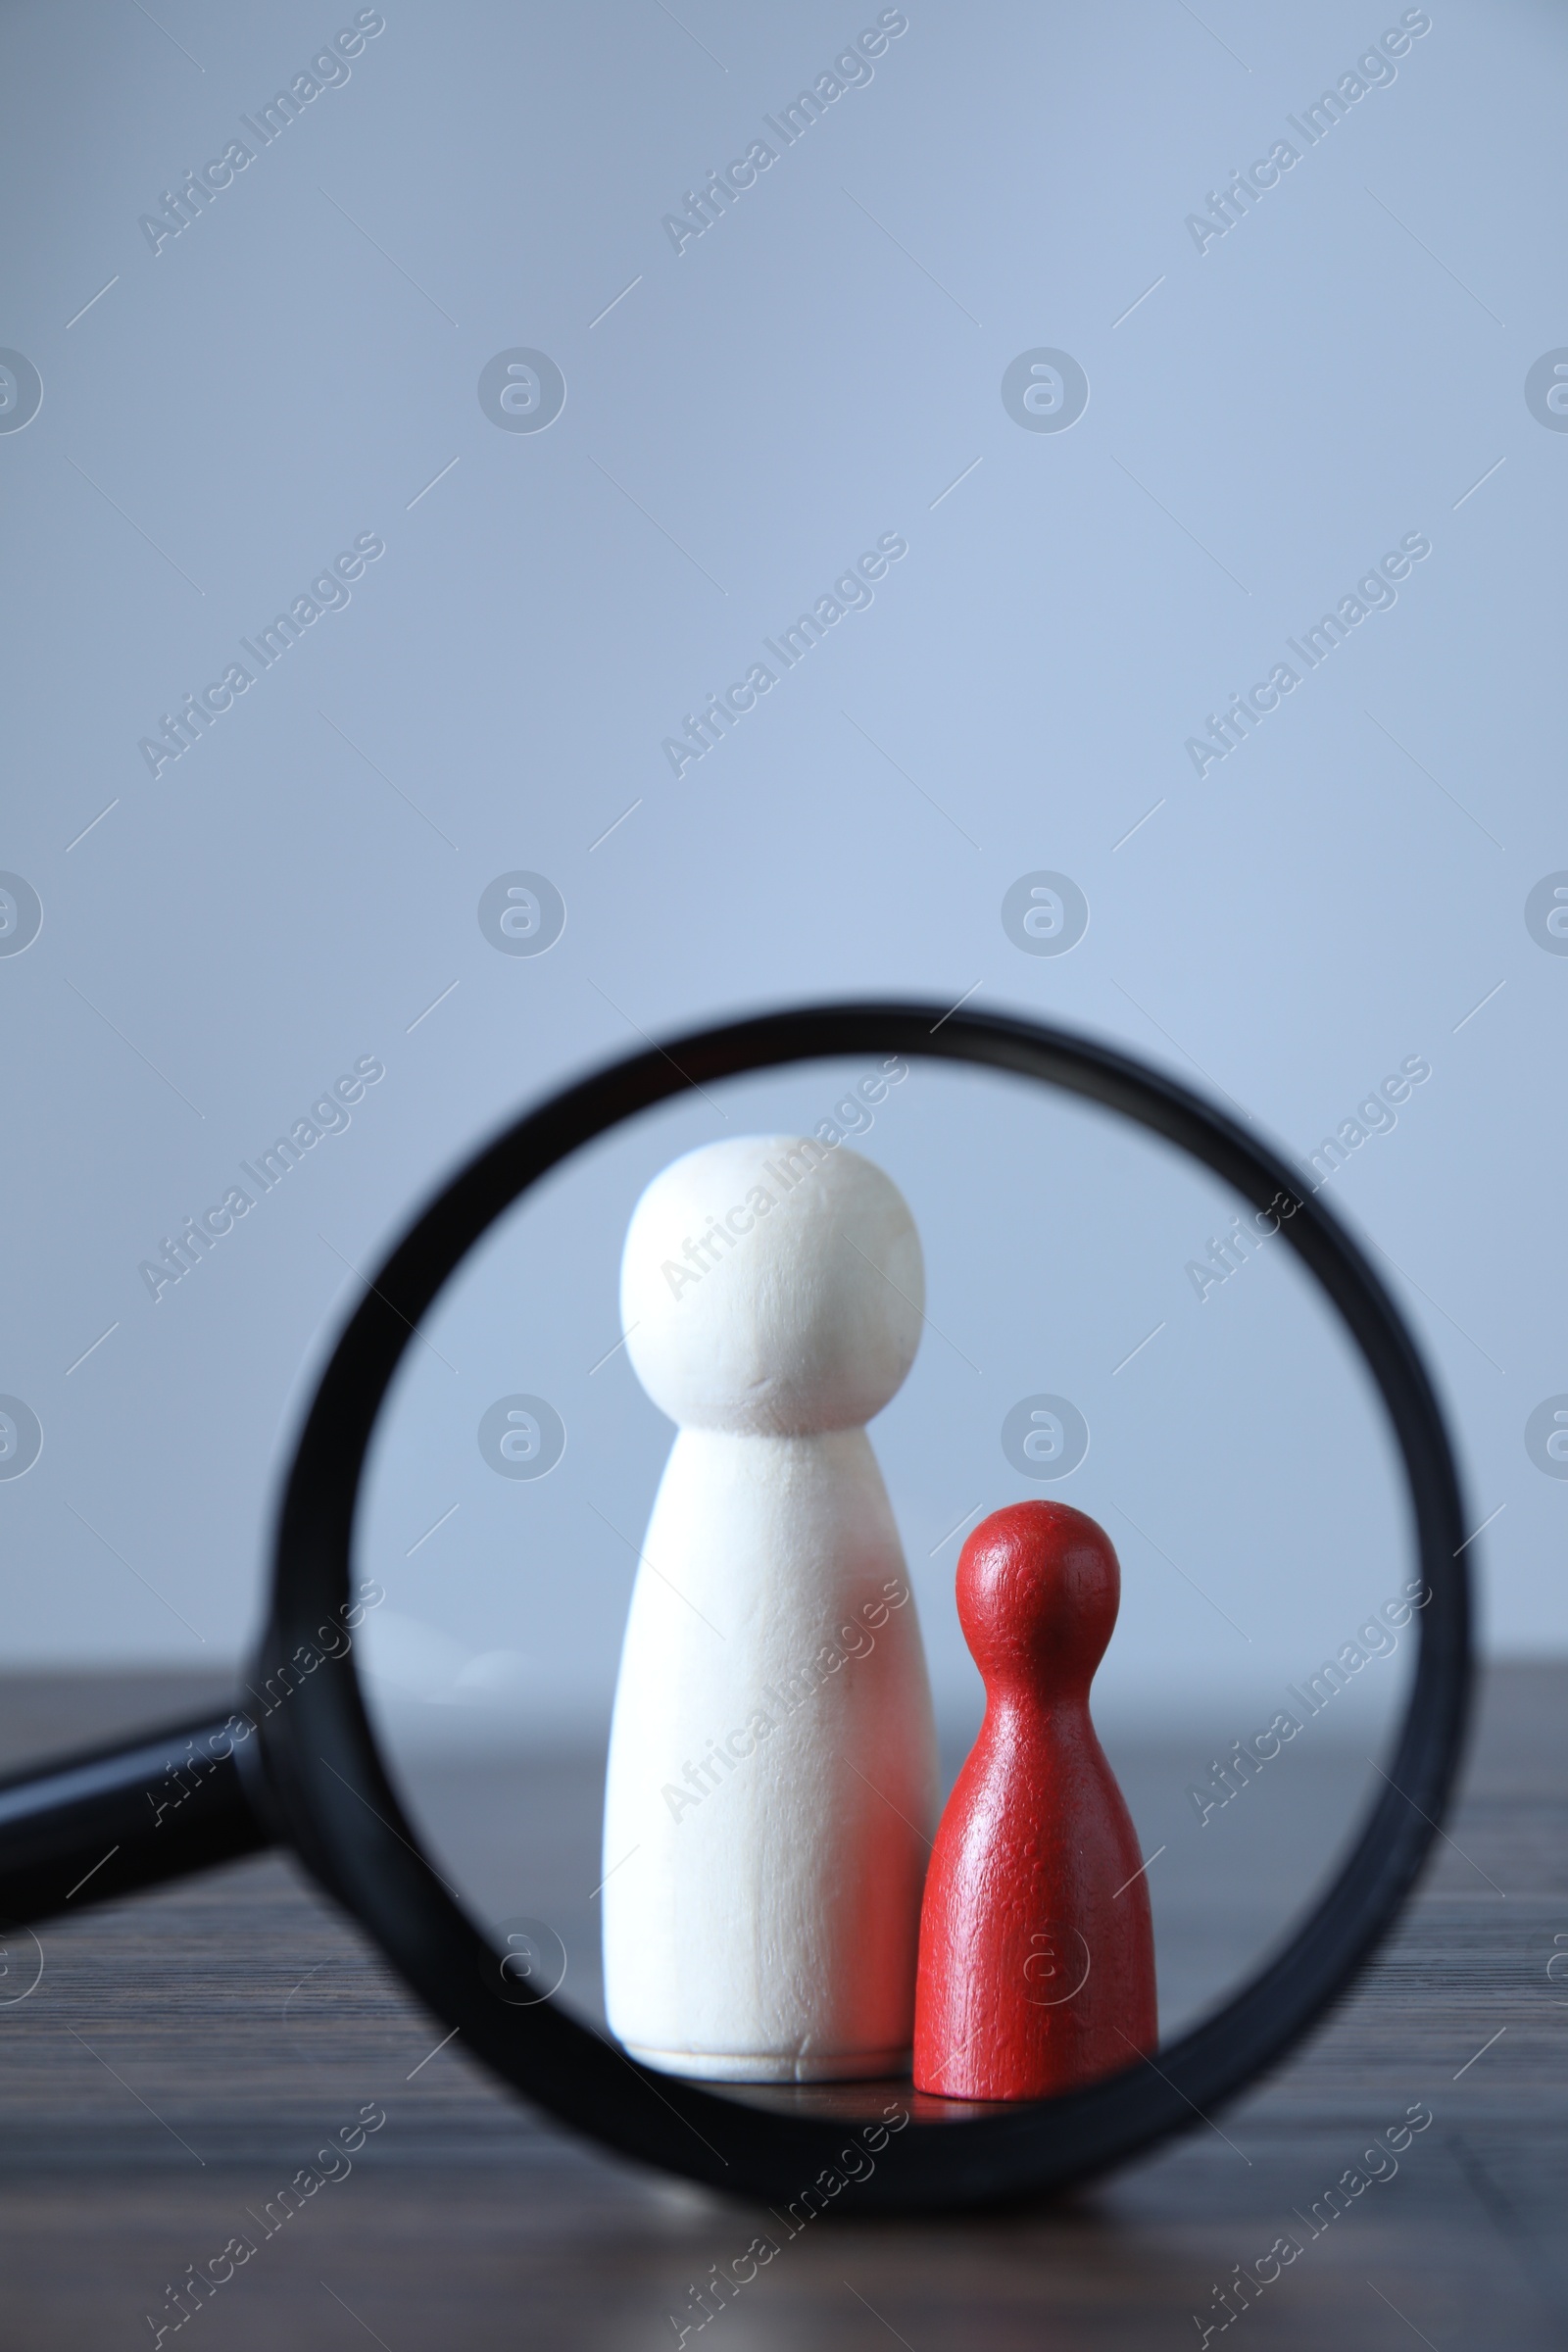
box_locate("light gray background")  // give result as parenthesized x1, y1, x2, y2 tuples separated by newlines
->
(1, 1, 1562, 1736)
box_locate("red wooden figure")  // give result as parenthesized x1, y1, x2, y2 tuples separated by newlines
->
(913, 1499, 1156, 2099)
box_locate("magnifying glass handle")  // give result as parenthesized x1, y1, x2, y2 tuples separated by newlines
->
(0, 1710, 275, 1929)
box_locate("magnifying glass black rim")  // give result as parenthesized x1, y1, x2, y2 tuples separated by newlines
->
(260, 1000, 1471, 2213)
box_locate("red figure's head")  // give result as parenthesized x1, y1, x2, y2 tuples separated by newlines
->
(956, 1500, 1121, 1706)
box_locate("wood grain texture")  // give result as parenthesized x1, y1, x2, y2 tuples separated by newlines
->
(0, 1662, 1559, 2349)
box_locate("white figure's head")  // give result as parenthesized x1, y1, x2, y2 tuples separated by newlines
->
(620, 1136, 923, 1436)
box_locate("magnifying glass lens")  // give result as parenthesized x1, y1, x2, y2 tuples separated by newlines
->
(350, 1054, 1419, 2113)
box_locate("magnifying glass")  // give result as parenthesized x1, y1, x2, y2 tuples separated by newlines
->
(0, 1002, 1471, 2211)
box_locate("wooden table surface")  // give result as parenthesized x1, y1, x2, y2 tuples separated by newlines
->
(0, 1662, 1562, 2350)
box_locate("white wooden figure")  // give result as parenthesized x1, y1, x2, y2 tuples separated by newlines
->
(601, 1134, 938, 2082)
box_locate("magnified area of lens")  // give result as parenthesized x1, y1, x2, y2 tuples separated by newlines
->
(351, 1055, 1419, 2121)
